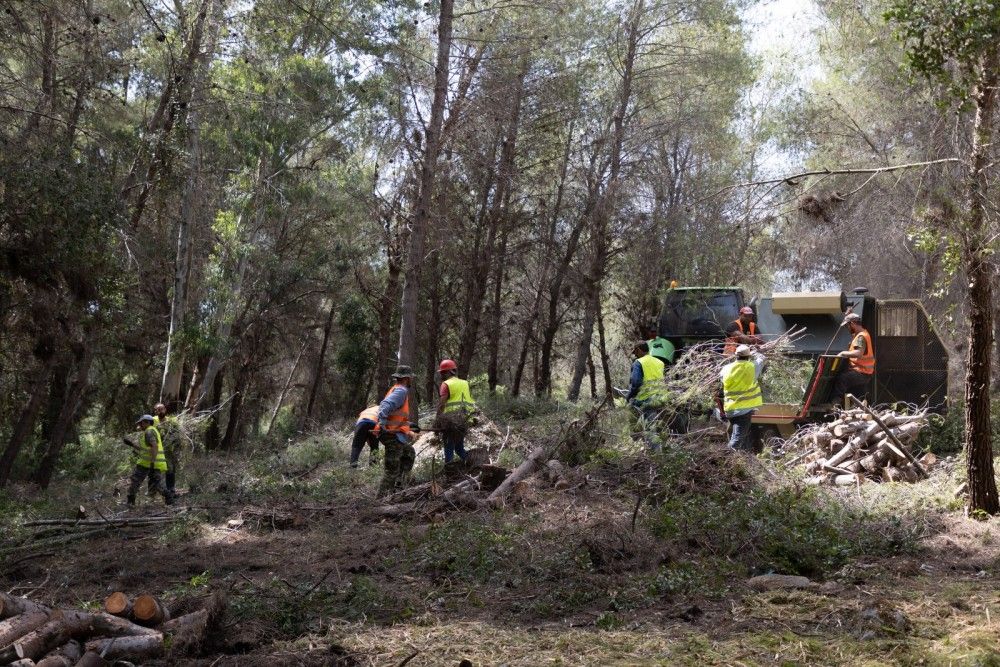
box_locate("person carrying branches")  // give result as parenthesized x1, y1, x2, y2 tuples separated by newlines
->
(434, 359, 478, 464)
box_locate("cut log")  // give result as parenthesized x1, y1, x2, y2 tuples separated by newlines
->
(881, 467, 905, 483)
(72, 652, 106, 667)
(14, 613, 71, 661)
(488, 445, 547, 505)
(10, 659, 36, 666)
(833, 473, 864, 487)
(858, 447, 890, 472)
(0, 594, 50, 619)
(36, 640, 82, 667)
(809, 431, 832, 449)
(826, 442, 856, 468)
(0, 611, 51, 647)
(101, 593, 130, 619)
(83, 634, 163, 662)
(848, 396, 927, 478)
(843, 461, 863, 474)
(132, 595, 169, 626)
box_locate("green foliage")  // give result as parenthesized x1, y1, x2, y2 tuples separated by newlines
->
(922, 398, 1000, 455)
(885, 0, 1000, 93)
(642, 447, 918, 577)
(334, 295, 375, 406)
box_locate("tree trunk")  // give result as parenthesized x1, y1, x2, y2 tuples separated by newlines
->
(161, 0, 223, 410)
(397, 0, 453, 368)
(375, 225, 402, 396)
(266, 341, 307, 436)
(35, 343, 95, 488)
(302, 300, 336, 430)
(204, 366, 225, 451)
(0, 357, 54, 486)
(596, 299, 614, 397)
(567, 0, 643, 400)
(963, 52, 1000, 515)
(488, 231, 509, 392)
(424, 249, 442, 403)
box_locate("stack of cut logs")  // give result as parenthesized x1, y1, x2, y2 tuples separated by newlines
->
(0, 590, 223, 665)
(792, 407, 932, 486)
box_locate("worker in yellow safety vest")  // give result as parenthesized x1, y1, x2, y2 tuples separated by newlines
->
(717, 345, 765, 452)
(831, 312, 875, 406)
(436, 359, 478, 463)
(626, 341, 671, 450)
(126, 414, 172, 506)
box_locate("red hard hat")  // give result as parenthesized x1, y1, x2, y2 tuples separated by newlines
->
(439, 359, 457, 373)
(739, 306, 754, 315)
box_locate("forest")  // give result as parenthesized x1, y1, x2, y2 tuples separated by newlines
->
(1, 0, 1000, 664)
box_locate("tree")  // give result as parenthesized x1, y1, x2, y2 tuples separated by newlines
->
(886, 0, 1000, 514)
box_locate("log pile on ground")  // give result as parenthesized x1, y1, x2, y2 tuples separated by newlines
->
(786, 405, 933, 486)
(0, 590, 224, 665)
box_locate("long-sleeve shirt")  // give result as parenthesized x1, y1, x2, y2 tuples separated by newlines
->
(626, 360, 645, 402)
(719, 353, 766, 418)
(377, 385, 410, 442)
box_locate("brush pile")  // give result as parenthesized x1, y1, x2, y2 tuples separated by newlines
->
(786, 406, 933, 486)
(0, 590, 224, 665)
(661, 327, 809, 416)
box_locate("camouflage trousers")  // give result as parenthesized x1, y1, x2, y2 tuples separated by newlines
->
(377, 431, 415, 497)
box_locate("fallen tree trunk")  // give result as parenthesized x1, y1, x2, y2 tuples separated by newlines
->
(0, 611, 51, 646)
(83, 634, 163, 662)
(36, 639, 81, 667)
(72, 652, 106, 667)
(0, 594, 49, 619)
(487, 445, 546, 505)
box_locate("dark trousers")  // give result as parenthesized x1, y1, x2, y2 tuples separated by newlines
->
(727, 412, 754, 452)
(350, 420, 380, 466)
(128, 465, 171, 504)
(831, 370, 871, 407)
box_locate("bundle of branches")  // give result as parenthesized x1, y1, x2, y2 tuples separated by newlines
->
(0, 590, 224, 665)
(658, 327, 809, 417)
(785, 402, 932, 486)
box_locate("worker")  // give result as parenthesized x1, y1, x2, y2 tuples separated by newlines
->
(126, 414, 172, 506)
(375, 366, 417, 497)
(350, 405, 380, 468)
(626, 341, 669, 450)
(645, 326, 676, 366)
(724, 306, 763, 355)
(436, 359, 477, 463)
(717, 344, 765, 452)
(831, 312, 875, 405)
(153, 403, 180, 497)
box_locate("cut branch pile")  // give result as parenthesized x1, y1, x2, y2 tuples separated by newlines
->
(662, 327, 809, 416)
(786, 405, 932, 486)
(0, 590, 224, 665)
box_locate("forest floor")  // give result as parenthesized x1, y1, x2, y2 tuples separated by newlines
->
(2, 407, 999, 666)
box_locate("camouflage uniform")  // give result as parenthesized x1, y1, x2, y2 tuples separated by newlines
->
(377, 431, 415, 497)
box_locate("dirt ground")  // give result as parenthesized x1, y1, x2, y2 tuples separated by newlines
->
(2, 423, 999, 666)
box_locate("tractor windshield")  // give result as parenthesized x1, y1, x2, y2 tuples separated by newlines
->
(660, 289, 741, 339)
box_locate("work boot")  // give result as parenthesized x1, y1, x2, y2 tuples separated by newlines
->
(127, 495, 136, 507)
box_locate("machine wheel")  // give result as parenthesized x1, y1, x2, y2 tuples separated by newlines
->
(751, 425, 782, 453)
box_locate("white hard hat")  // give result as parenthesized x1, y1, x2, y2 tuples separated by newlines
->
(735, 344, 752, 358)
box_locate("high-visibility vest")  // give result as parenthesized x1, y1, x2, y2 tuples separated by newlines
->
(380, 385, 411, 433)
(724, 320, 756, 356)
(443, 377, 476, 414)
(136, 425, 167, 471)
(153, 415, 177, 455)
(357, 405, 379, 424)
(647, 337, 675, 363)
(722, 360, 763, 413)
(848, 329, 875, 375)
(636, 354, 668, 404)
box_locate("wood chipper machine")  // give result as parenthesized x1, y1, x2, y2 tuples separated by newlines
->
(657, 286, 949, 444)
